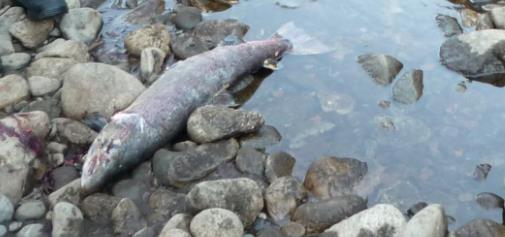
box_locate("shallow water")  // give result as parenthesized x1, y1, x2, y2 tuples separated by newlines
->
(209, 0, 505, 228)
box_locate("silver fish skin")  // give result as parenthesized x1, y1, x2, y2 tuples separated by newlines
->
(81, 38, 292, 193)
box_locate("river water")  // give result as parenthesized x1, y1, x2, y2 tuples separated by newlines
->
(209, 0, 505, 228)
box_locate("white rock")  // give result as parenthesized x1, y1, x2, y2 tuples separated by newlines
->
(402, 204, 447, 237)
(190, 208, 244, 237)
(0, 74, 28, 110)
(28, 76, 61, 96)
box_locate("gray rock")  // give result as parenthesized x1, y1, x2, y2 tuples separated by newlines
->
(324, 204, 406, 237)
(26, 57, 77, 79)
(265, 177, 307, 222)
(190, 208, 244, 237)
(133, 227, 155, 237)
(477, 12, 495, 30)
(52, 202, 83, 237)
(52, 118, 97, 144)
(0, 74, 28, 109)
(81, 193, 121, 224)
(50, 166, 79, 190)
(124, 24, 171, 57)
(60, 8, 102, 44)
(187, 105, 264, 143)
(80, 0, 107, 8)
(8, 18, 53, 48)
(0, 225, 5, 237)
(36, 39, 90, 62)
(0, 194, 13, 223)
(293, 195, 367, 233)
(265, 152, 296, 183)
(14, 200, 46, 221)
(131, 161, 154, 184)
(235, 147, 266, 176)
(186, 178, 263, 226)
(192, 19, 249, 50)
(170, 33, 208, 59)
(21, 98, 61, 119)
(152, 139, 239, 187)
(280, 222, 305, 237)
(111, 198, 146, 236)
(8, 221, 22, 232)
(16, 223, 48, 237)
(357, 54, 403, 85)
(172, 140, 197, 151)
(392, 69, 424, 104)
(159, 213, 192, 233)
(48, 178, 81, 207)
(65, 0, 81, 9)
(239, 125, 281, 150)
(257, 228, 285, 237)
(490, 6, 505, 29)
(476, 192, 504, 210)
(439, 29, 505, 86)
(160, 228, 191, 237)
(304, 156, 367, 199)
(27, 76, 61, 96)
(172, 6, 202, 30)
(454, 219, 505, 236)
(147, 188, 187, 229)
(140, 47, 166, 83)
(0, 53, 31, 71)
(112, 178, 150, 212)
(61, 63, 145, 119)
(0, 32, 13, 56)
(436, 14, 463, 37)
(401, 204, 446, 237)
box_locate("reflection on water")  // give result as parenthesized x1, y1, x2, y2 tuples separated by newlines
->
(207, 0, 505, 227)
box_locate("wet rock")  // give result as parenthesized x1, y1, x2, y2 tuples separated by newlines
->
(170, 33, 208, 59)
(190, 208, 244, 237)
(235, 147, 266, 176)
(392, 69, 423, 104)
(0, 53, 31, 71)
(187, 105, 264, 143)
(159, 228, 191, 237)
(324, 204, 406, 237)
(52, 118, 97, 144)
(439, 29, 505, 86)
(172, 6, 202, 30)
(50, 166, 79, 190)
(401, 204, 446, 237)
(265, 177, 307, 222)
(15, 200, 46, 221)
(152, 139, 239, 187)
(192, 19, 249, 49)
(265, 152, 296, 183)
(186, 178, 263, 226)
(304, 156, 367, 199)
(293, 195, 367, 233)
(406, 202, 428, 218)
(27, 76, 61, 96)
(81, 193, 121, 224)
(473, 163, 492, 181)
(112, 198, 146, 236)
(26, 57, 77, 79)
(52, 202, 83, 237)
(436, 14, 463, 37)
(35, 39, 90, 62)
(0, 74, 28, 109)
(48, 178, 81, 207)
(477, 12, 494, 30)
(133, 226, 155, 237)
(147, 188, 187, 228)
(0, 112, 49, 203)
(16, 223, 48, 237)
(281, 222, 305, 237)
(239, 125, 282, 150)
(454, 219, 505, 236)
(60, 8, 102, 44)
(476, 192, 504, 210)
(357, 54, 403, 85)
(0, 194, 13, 223)
(124, 24, 171, 57)
(160, 213, 192, 233)
(9, 18, 53, 48)
(61, 63, 145, 119)
(140, 47, 166, 83)
(112, 178, 150, 211)
(21, 98, 61, 119)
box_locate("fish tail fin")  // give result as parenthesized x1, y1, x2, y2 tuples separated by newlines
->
(274, 22, 333, 55)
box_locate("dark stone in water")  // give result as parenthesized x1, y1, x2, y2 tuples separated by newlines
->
(357, 54, 403, 86)
(476, 192, 504, 210)
(392, 69, 423, 104)
(406, 202, 428, 218)
(239, 125, 282, 150)
(171, 33, 208, 59)
(171, 6, 202, 30)
(473, 163, 492, 181)
(436, 14, 463, 37)
(454, 219, 505, 236)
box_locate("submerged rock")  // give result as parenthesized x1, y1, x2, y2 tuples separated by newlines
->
(124, 24, 171, 57)
(475, 192, 504, 210)
(401, 204, 446, 237)
(324, 204, 406, 237)
(60, 8, 102, 44)
(473, 163, 492, 181)
(454, 219, 505, 236)
(186, 178, 263, 226)
(357, 54, 403, 85)
(61, 63, 145, 119)
(239, 125, 282, 150)
(304, 156, 367, 199)
(293, 195, 367, 233)
(436, 14, 463, 37)
(392, 69, 423, 104)
(190, 208, 244, 237)
(187, 105, 264, 143)
(265, 152, 296, 183)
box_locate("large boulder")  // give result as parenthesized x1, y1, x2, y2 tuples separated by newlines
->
(61, 63, 145, 119)
(440, 29, 505, 86)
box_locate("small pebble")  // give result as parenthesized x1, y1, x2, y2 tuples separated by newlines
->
(473, 163, 492, 181)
